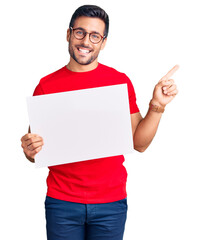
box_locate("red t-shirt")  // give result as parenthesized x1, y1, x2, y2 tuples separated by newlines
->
(33, 63, 139, 204)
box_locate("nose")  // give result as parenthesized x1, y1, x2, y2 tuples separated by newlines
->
(82, 33, 91, 45)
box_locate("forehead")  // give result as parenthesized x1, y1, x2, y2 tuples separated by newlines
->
(73, 16, 105, 34)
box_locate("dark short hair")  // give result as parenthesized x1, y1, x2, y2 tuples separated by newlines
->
(69, 5, 109, 38)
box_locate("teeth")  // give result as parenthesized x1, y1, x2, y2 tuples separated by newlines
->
(78, 48, 90, 53)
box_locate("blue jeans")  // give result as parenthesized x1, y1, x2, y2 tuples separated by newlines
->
(45, 196, 128, 240)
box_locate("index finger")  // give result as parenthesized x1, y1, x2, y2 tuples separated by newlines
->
(162, 65, 179, 80)
(21, 133, 39, 142)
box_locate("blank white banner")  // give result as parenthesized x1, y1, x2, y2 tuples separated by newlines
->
(26, 84, 134, 168)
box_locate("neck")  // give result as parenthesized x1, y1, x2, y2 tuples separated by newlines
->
(67, 58, 98, 72)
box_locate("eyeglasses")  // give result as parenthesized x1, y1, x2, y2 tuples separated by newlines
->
(70, 27, 106, 44)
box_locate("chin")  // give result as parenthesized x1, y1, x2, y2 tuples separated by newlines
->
(74, 56, 94, 65)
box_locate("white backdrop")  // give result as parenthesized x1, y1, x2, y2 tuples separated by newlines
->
(0, 0, 200, 239)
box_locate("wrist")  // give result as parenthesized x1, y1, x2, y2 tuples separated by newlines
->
(150, 99, 166, 108)
(149, 100, 165, 113)
(25, 153, 35, 163)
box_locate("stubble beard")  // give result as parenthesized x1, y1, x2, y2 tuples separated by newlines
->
(68, 40, 99, 66)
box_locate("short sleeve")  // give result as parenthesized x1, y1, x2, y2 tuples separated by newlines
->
(33, 83, 44, 96)
(123, 74, 140, 114)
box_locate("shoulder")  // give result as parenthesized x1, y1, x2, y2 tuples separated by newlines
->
(39, 66, 66, 85)
(33, 66, 66, 96)
(99, 63, 131, 81)
(99, 63, 126, 75)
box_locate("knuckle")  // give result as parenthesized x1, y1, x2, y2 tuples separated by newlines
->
(155, 83, 161, 88)
(33, 143, 38, 148)
(34, 148, 40, 154)
(28, 133, 33, 139)
(21, 134, 27, 141)
(28, 145, 32, 151)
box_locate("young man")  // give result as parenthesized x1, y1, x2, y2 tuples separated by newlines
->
(21, 5, 178, 240)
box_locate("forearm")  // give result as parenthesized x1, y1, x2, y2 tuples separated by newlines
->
(132, 65, 179, 152)
(134, 107, 163, 152)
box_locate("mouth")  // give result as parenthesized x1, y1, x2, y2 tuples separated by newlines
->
(77, 46, 92, 55)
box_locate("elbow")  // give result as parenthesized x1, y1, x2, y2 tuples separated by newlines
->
(134, 144, 149, 153)
(134, 146, 146, 153)
(133, 134, 150, 153)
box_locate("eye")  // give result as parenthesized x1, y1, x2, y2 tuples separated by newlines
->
(75, 30, 84, 36)
(91, 33, 100, 40)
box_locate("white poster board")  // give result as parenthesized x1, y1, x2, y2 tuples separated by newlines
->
(26, 84, 134, 168)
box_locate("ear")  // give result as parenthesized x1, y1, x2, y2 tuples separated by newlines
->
(100, 37, 107, 50)
(67, 28, 71, 42)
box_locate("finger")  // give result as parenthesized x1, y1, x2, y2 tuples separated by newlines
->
(158, 79, 174, 88)
(26, 141, 44, 151)
(21, 133, 40, 142)
(162, 79, 175, 86)
(24, 146, 42, 159)
(163, 84, 177, 94)
(26, 137, 44, 147)
(161, 65, 179, 81)
(166, 88, 178, 96)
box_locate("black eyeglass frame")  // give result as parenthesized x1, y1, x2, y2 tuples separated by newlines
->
(70, 27, 106, 44)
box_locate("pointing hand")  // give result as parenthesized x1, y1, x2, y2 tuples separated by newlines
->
(152, 65, 179, 107)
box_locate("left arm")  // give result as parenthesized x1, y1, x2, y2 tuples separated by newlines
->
(131, 65, 179, 152)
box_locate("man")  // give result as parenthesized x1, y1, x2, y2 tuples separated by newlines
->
(21, 5, 178, 240)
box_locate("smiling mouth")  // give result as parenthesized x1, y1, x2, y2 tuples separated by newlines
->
(77, 47, 92, 54)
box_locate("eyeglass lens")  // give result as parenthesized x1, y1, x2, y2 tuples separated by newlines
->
(73, 28, 102, 43)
